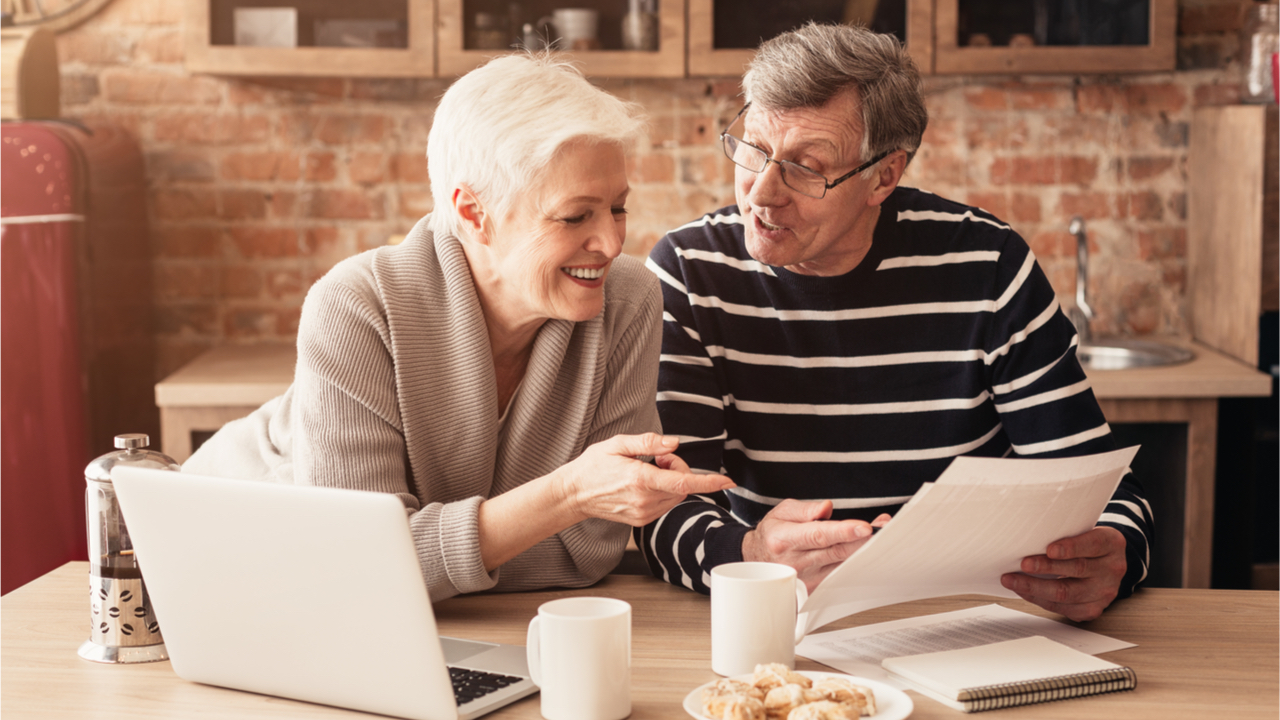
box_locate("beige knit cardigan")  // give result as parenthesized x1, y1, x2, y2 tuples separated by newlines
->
(184, 216, 663, 600)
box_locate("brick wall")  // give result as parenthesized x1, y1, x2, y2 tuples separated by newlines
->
(53, 0, 1256, 378)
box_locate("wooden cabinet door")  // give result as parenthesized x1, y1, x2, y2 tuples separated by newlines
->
(932, 0, 1175, 75)
(185, 0, 434, 77)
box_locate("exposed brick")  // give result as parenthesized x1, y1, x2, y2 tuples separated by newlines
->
(1167, 192, 1188, 221)
(154, 264, 219, 300)
(1059, 192, 1114, 220)
(219, 190, 268, 220)
(1076, 84, 1125, 114)
(221, 265, 262, 299)
(1027, 230, 1072, 258)
(1180, 2, 1250, 34)
(305, 152, 337, 182)
(153, 113, 270, 145)
(276, 307, 302, 335)
(631, 153, 676, 184)
(224, 307, 279, 339)
(56, 32, 133, 65)
(922, 117, 959, 147)
(1127, 156, 1175, 181)
(1122, 191, 1164, 221)
(153, 226, 221, 259)
(103, 71, 221, 105)
(990, 157, 1055, 185)
(313, 115, 389, 145)
(391, 152, 429, 183)
(221, 151, 298, 181)
(1137, 227, 1187, 260)
(60, 74, 101, 106)
(269, 191, 297, 219)
(1059, 156, 1098, 185)
(302, 188, 383, 220)
(264, 269, 304, 299)
(229, 227, 302, 258)
(1007, 83, 1073, 111)
(155, 304, 218, 336)
(964, 87, 1008, 111)
(136, 29, 184, 64)
(647, 115, 678, 148)
(399, 189, 433, 219)
(1193, 81, 1241, 106)
(1124, 83, 1187, 115)
(967, 191, 1009, 219)
(152, 188, 217, 220)
(678, 115, 716, 147)
(1010, 193, 1042, 224)
(349, 153, 385, 184)
(242, 77, 346, 99)
(304, 228, 345, 257)
(147, 150, 215, 182)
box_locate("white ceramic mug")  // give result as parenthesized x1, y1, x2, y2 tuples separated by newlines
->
(526, 597, 631, 720)
(710, 562, 806, 677)
(552, 8, 598, 45)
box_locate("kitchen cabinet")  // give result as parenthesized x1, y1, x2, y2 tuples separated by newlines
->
(1188, 104, 1280, 366)
(931, 0, 1176, 75)
(184, 0, 1178, 79)
(686, 0, 933, 77)
(185, 0, 434, 77)
(437, 0, 686, 77)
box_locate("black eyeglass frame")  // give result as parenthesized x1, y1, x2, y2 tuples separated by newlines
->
(720, 102, 892, 199)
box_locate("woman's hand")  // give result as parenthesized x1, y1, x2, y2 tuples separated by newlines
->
(556, 433, 735, 527)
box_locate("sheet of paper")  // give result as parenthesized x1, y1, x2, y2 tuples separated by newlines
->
(797, 446, 1139, 635)
(796, 604, 1136, 684)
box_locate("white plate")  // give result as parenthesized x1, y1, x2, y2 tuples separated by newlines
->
(683, 670, 913, 720)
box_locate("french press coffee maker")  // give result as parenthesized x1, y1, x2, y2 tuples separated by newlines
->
(77, 433, 180, 663)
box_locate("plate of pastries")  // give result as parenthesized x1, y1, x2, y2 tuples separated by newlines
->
(684, 663, 913, 720)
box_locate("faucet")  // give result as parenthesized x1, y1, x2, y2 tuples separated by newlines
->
(1067, 216, 1093, 343)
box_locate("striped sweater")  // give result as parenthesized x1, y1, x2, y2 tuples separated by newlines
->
(635, 188, 1153, 597)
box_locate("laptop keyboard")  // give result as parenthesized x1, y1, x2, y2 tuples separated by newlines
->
(449, 666, 523, 705)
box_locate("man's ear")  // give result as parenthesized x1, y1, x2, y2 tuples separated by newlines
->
(867, 150, 908, 207)
(452, 185, 490, 244)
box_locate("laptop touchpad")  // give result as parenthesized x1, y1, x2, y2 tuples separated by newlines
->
(439, 636, 498, 664)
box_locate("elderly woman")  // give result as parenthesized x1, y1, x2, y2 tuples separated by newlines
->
(184, 55, 733, 600)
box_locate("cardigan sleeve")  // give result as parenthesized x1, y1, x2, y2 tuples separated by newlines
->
(288, 263, 502, 601)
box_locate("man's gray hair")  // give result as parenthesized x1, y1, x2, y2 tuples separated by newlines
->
(743, 23, 928, 165)
(427, 54, 645, 239)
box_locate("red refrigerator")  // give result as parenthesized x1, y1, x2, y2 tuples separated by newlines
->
(1, 121, 159, 594)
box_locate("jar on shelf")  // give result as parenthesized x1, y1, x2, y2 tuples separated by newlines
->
(1240, 2, 1279, 104)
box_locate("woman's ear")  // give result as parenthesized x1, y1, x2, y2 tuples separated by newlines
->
(452, 185, 490, 244)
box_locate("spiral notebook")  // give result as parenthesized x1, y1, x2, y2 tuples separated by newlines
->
(881, 635, 1136, 713)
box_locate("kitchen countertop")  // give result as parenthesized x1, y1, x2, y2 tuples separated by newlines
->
(154, 337, 1272, 409)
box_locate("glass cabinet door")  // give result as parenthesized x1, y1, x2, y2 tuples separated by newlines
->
(437, 0, 686, 77)
(934, 0, 1176, 74)
(688, 0, 932, 77)
(187, 0, 434, 77)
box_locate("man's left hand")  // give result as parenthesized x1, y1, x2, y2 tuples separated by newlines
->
(1000, 526, 1127, 622)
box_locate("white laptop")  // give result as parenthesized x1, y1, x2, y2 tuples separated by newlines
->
(110, 466, 539, 720)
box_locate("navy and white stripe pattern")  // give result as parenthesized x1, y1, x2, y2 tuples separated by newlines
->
(635, 188, 1153, 596)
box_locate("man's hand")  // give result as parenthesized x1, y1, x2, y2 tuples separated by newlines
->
(742, 499, 890, 592)
(1001, 526, 1127, 622)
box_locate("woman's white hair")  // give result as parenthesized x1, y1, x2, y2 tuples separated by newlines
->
(427, 54, 646, 238)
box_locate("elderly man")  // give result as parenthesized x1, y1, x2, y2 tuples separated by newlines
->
(635, 23, 1152, 622)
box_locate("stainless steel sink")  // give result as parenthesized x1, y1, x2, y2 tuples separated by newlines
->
(1077, 339, 1195, 371)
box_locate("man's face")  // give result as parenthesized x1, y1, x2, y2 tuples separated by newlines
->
(734, 90, 881, 277)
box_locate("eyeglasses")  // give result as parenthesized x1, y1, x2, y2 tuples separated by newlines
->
(720, 103, 890, 200)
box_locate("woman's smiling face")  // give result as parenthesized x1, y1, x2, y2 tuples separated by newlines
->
(483, 139, 630, 325)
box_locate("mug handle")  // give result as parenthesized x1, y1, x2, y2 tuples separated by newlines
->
(525, 616, 543, 687)
(794, 578, 810, 645)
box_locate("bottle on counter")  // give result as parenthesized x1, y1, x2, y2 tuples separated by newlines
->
(77, 433, 180, 664)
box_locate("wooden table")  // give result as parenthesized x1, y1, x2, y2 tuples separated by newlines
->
(3, 563, 1276, 719)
